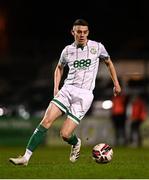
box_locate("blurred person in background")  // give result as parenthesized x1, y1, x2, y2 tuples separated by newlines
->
(129, 94, 147, 147)
(9, 18, 121, 166)
(111, 91, 128, 146)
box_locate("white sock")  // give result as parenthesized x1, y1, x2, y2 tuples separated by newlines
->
(23, 149, 33, 161)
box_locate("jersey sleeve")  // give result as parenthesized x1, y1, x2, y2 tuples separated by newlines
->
(58, 47, 68, 67)
(98, 43, 110, 61)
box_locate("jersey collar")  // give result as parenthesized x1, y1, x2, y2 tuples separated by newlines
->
(73, 40, 89, 50)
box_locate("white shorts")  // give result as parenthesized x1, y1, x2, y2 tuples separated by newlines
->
(51, 84, 94, 124)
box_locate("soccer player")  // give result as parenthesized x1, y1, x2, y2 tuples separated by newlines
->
(9, 19, 121, 166)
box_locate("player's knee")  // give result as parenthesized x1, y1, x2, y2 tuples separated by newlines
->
(60, 131, 70, 141)
(41, 117, 53, 128)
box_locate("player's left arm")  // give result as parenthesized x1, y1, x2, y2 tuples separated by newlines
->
(104, 58, 121, 96)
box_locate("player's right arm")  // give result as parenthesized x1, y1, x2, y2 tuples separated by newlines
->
(54, 46, 68, 96)
(54, 63, 64, 96)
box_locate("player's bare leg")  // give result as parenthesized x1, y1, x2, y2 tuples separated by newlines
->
(9, 103, 62, 166)
(60, 118, 81, 162)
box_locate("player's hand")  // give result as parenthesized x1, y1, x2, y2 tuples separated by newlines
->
(54, 88, 59, 97)
(113, 84, 121, 96)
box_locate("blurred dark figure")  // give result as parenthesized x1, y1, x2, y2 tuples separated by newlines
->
(111, 93, 128, 146)
(129, 94, 147, 147)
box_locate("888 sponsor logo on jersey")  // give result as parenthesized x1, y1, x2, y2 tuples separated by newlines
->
(73, 59, 91, 69)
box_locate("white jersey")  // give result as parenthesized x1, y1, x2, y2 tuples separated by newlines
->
(59, 40, 110, 91)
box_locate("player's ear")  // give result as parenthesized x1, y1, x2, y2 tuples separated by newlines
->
(87, 30, 89, 36)
(71, 29, 74, 36)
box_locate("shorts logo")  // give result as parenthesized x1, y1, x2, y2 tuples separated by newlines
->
(73, 59, 91, 69)
(78, 115, 83, 119)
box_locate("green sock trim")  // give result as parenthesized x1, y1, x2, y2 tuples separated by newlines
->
(66, 134, 78, 145)
(26, 124, 48, 152)
(37, 124, 48, 132)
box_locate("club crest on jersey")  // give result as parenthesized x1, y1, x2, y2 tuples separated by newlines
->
(90, 47, 97, 54)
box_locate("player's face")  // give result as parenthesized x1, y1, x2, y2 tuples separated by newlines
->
(72, 25, 89, 46)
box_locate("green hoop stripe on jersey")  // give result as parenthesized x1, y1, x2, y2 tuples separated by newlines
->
(68, 113, 80, 124)
(51, 98, 68, 113)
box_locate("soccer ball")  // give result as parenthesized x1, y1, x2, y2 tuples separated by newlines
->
(92, 143, 113, 163)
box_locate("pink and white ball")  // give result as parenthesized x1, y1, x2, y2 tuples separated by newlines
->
(92, 143, 113, 163)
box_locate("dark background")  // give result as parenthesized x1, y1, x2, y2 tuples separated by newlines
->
(1, 0, 149, 59)
(0, 0, 149, 116)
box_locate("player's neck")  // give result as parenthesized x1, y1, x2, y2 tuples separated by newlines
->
(75, 40, 88, 50)
(77, 44, 84, 50)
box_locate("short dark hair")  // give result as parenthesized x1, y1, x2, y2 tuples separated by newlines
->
(73, 19, 89, 27)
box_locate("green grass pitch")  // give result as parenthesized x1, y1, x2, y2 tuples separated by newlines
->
(0, 145, 149, 179)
